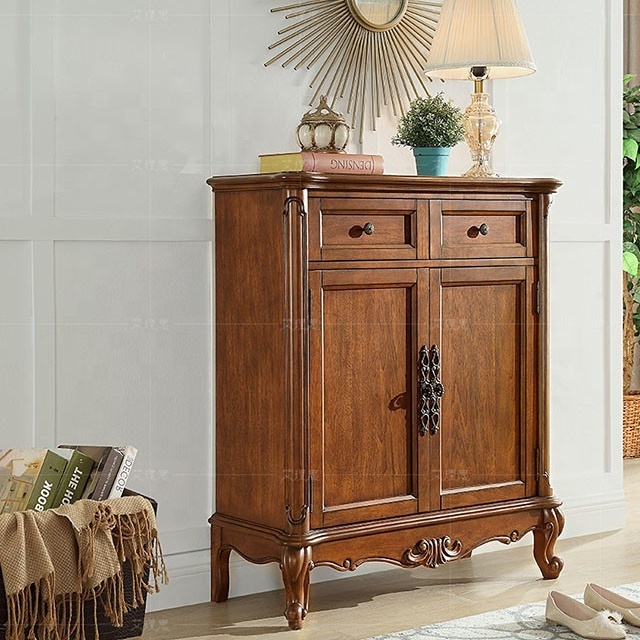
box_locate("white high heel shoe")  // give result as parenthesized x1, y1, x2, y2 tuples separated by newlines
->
(585, 583, 640, 627)
(546, 591, 626, 639)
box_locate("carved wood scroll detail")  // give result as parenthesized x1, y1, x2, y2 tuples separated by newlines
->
(285, 504, 309, 526)
(402, 535, 464, 568)
(313, 531, 531, 574)
(533, 507, 565, 579)
(282, 196, 307, 218)
(311, 557, 399, 572)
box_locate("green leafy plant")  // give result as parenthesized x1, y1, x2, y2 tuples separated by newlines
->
(392, 93, 465, 149)
(623, 74, 640, 393)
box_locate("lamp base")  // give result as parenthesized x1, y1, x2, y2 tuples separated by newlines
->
(462, 92, 501, 178)
(462, 163, 499, 179)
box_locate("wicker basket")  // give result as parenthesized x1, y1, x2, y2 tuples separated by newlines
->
(0, 490, 155, 640)
(623, 394, 640, 458)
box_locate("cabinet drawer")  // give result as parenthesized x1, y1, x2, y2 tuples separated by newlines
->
(430, 199, 531, 259)
(309, 197, 417, 261)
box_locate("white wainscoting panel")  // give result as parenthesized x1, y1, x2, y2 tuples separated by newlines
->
(493, 0, 625, 537)
(0, 0, 214, 611)
(0, 4, 30, 217)
(0, 241, 33, 443)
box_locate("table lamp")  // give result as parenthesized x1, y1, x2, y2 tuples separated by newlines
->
(424, 0, 536, 178)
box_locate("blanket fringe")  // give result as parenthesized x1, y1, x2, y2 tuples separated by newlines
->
(2, 499, 168, 640)
(5, 574, 56, 640)
(77, 503, 117, 586)
(110, 509, 169, 610)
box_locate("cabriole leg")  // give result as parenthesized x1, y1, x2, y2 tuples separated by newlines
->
(533, 507, 565, 579)
(281, 546, 312, 630)
(211, 525, 232, 602)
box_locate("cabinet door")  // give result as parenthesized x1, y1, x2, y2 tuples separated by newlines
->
(309, 269, 426, 527)
(429, 266, 538, 510)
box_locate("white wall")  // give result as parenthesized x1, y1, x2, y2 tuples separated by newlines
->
(499, 0, 625, 541)
(0, 0, 623, 610)
(0, 0, 213, 611)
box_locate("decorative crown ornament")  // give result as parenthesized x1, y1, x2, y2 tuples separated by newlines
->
(296, 96, 351, 153)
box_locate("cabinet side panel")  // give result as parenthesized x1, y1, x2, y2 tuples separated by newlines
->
(214, 189, 286, 529)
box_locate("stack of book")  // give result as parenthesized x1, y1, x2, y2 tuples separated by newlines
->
(259, 151, 384, 175)
(0, 445, 137, 514)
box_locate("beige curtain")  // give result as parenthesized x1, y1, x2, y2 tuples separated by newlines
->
(626, 0, 640, 76)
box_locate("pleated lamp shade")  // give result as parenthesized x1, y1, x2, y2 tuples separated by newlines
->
(424, 0, 536, 80)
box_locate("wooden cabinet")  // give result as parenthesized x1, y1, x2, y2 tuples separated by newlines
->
(207, 173, 564, 630)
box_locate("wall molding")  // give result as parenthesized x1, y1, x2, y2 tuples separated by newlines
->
(606, 0, 624, 476)
(32, 240, 56, 447)
(161, 525, 210, 556)
(146, 549, 211, 613)
(0, 218, 213, 241)
(549, 226, 618, 242)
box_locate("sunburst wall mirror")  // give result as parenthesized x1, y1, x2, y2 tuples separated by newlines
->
(266, 0, 442, 142)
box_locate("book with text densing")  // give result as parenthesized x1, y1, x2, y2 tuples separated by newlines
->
(259, 151, 384, 175)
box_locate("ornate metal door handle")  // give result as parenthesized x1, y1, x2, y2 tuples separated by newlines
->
(419, 345, 444, 437)
(362, 221, 375, 235)
(478, 223, 489, 236)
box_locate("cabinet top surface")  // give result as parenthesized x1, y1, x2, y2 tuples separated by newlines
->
(207, 172, 562, 195)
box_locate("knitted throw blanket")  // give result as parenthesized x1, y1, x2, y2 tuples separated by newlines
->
(0, 496, 167, 640)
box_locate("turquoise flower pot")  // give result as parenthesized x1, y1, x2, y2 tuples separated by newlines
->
(412, 147, 451, 176)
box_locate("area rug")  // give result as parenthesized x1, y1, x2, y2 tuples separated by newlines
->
(367, 583, 640, 639)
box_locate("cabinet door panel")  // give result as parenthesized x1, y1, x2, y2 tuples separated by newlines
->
(430, 266, 537, 509)
(310, 269, 421, 527)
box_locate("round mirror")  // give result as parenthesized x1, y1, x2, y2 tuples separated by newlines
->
(348, 0, 408, 30)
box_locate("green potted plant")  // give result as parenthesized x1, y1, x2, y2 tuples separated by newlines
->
(392, 93, 465, 176)
(622, 74, 640, 457)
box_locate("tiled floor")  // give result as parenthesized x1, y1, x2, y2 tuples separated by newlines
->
(142, 459, 640, 640)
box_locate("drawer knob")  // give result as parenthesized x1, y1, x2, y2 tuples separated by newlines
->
(478, 223, 489, 236)
(362, 222, 375, 235)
